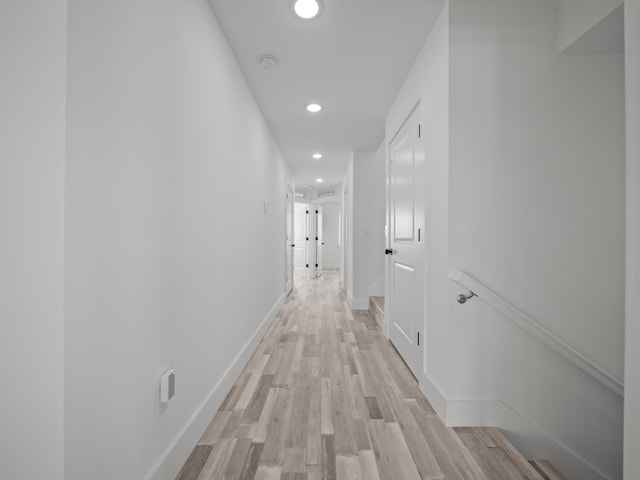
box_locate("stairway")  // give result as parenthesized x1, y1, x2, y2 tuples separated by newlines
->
(366, 295, 566, 480)
(530, 460, 567, 480)
(452, 427, 567, 480)
(368, 295, 384, 325)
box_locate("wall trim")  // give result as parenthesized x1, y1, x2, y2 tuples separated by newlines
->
(418, 373, 612, 480)
(418, 372, 448, 420)
(143, 293, 286, 480)
(449, 270, 624, 397)
(347, 291, 370, 310)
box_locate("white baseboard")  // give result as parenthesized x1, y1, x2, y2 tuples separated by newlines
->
(143, 293, 286, 480)
(347, 291, 369, 310)
(418, 374, 613, 480)
(418, 372, 448, 420)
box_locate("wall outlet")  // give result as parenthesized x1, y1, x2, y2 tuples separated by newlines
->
(160, 369, 175, 404)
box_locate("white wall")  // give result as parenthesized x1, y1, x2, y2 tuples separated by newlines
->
(342, 158, 354, 295)
(625, 0, 640, 477)
(450, 0, 625, 383)
(349, 148, 386, 309)
(322, 202, 341, 269)
(448, 0, 624, 478)
(0, 2, 66, 479)
(385, 1, 451, 409)
(556, 0, 623, 52)
(385, 0, 624, 477)
(65, 1, 290, 479)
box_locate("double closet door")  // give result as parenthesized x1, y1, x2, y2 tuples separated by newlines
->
(293, 203, 323, 280)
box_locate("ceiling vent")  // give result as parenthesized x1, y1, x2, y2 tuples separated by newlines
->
(316, 187, 337, 199)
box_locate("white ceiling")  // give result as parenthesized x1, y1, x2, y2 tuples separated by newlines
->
(206, 0, 445, 189)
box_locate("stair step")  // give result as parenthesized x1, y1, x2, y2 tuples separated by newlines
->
(530, 460, 567, 480)
(368, 296, 384, 325)
(455, 427, 548, 480)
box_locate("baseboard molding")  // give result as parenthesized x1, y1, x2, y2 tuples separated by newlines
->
(418, 374, 612, 480)
(347, 291, 369, 310)
(143, 293, 286, 480)
(418, 372, 448, 420)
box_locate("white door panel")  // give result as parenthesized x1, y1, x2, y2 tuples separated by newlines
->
(392, 262, 415, 341)
(387, 105, 425, 378)
(393, 140, 416, 242)
(316, 206, 323, 277)
(294, 203, 308, 279)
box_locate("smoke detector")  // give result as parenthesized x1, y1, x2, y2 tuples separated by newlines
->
(259, 55, 279, 71)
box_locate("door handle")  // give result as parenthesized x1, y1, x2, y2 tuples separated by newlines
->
(385, 249, 393, 255)
(291, 244, 295, 247)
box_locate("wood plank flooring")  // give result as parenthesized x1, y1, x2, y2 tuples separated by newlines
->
(177, 271, 549, 480)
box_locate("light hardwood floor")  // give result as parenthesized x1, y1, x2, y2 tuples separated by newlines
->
(177, 271, 551, 480)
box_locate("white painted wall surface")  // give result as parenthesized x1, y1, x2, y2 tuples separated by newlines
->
(0, 2, 66, 479)
(556, 0, 623, 52)
(385, 2, 451, 406)
(451, 0, 625, 385)
(449, 0, 624, 478)
(351, 148, 386, 308)
(65, 1, 289, 479)
(625, 0, 640, 477)
(322, 202, 341, 269)
(342, 158, 354, 298)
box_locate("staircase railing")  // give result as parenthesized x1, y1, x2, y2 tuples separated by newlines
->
(450, 269, 624, 397)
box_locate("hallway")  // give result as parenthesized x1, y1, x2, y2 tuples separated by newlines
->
(177, 272, 554, 480)
(4, 1, 639, 478)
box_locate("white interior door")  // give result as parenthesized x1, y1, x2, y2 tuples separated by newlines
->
(387, 106, 425, 377)
(316, 206, 323, 277)
(294, 203, 308, 279)
(285, 188, 294, 294)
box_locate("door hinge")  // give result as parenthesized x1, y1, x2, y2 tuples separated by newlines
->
(316, 210, 319, 214)
(418, 228, 421, 242)
(306, 237, 309, 241)
(306, 264, 309, 268)
(315, 236, 318, 241)
(315, 264, 318, 268)
(418, 124, 421, 138)
(417, 332, 420, 346)
(306, 210, 309, 214)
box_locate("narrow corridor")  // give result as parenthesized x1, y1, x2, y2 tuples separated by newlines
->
(177, 271, 553, 480)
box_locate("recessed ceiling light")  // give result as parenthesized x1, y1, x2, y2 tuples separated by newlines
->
(312, 153, 323, 159)
(293, 0, 321, 19)
(306, 103, 322, 113)
(316, 178, 323, 183)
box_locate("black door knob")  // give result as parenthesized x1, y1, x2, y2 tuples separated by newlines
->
(385, 249, 393, 255)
